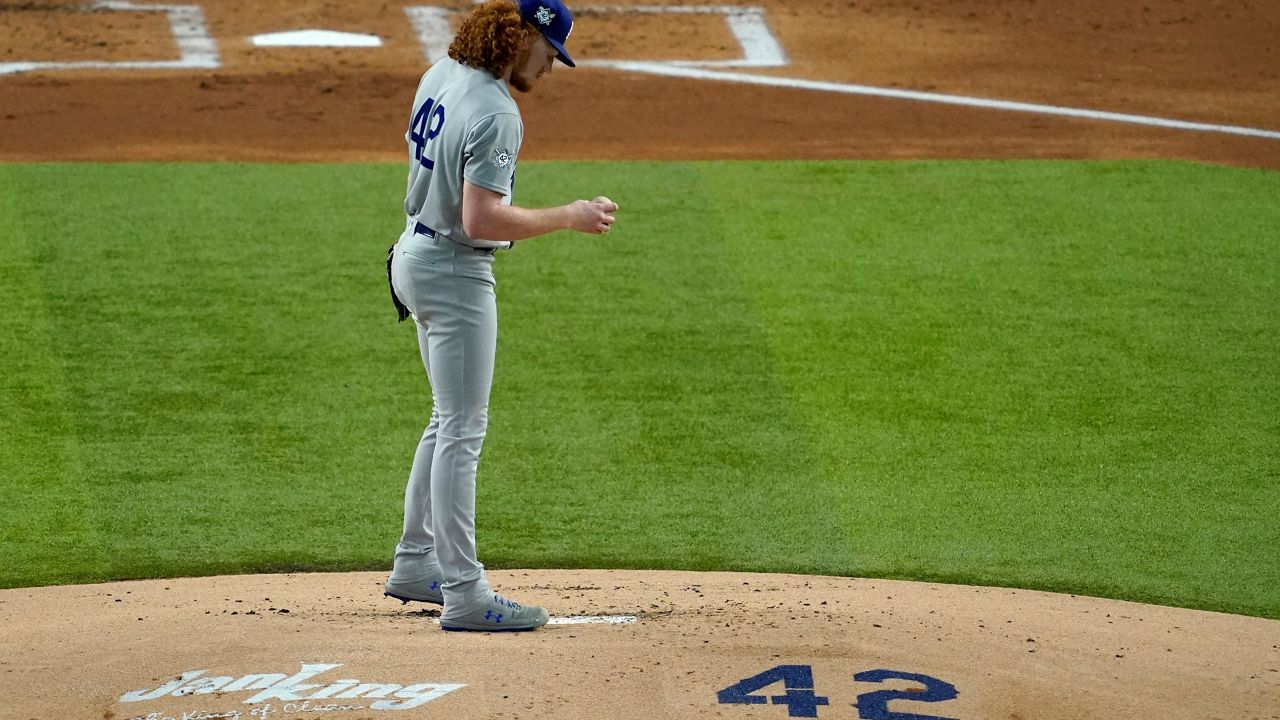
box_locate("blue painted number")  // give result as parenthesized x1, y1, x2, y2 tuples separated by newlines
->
(409, 97, 446, 169)
(853, 669, 959, 720)
(717, 665, 830, 718)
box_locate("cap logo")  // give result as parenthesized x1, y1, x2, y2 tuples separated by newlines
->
(534, 6, 555, 25)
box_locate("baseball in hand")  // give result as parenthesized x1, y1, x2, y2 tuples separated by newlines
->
(592, 196, 618, 234)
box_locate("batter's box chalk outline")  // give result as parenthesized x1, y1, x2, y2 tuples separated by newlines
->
(405, 4, 786, 68)
(0, 1, 220, 76)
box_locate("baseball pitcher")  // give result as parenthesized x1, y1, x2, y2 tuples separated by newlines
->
(384, 0, 618, 631)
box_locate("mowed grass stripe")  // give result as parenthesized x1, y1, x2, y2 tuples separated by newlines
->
(703, 160, 1280, 615)
(0, 167, 109, 582)
(0, 161, 1275, 618)
(2, 164, 415, 583)
(481, 162, 842, 573)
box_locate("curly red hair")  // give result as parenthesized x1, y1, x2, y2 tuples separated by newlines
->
(448, 0, 532, 77)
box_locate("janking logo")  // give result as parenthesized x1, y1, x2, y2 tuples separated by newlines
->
(119, 663, 465, 711)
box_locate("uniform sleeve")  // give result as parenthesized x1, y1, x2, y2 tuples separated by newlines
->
(463, 112, 523, 197)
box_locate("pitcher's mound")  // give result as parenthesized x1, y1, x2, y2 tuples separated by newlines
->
(2, 569, 1276, 719)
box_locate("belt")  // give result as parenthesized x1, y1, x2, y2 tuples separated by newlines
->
(414, 222, 496, 255)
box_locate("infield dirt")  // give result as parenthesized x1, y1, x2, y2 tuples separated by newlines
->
(1, 0, 1278, 167)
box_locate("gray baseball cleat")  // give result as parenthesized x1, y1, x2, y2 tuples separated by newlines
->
(384, 577, 445, 606)
(439, 592, 550, 632)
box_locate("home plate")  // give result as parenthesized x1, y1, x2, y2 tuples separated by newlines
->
(251, 29, 383, 47)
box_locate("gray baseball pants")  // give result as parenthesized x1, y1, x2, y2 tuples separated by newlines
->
(388, 228, 498, 609)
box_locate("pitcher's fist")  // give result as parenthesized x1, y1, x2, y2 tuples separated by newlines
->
(568, 197, 618, 234)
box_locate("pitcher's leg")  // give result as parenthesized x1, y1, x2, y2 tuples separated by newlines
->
(390, 323, 441, 584)
(427, 272, 498, 610)
(387, 241, 443, 596)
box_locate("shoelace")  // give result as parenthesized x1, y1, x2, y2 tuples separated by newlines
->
(493, 593, 522, 610)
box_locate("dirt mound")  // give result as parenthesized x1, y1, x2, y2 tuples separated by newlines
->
(2, 569, 1276, 719)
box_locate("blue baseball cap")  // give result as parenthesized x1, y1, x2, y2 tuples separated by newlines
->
(518, 0, 576, 67)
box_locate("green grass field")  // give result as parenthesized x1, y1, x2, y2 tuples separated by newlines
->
(2, 160, 1277, 618)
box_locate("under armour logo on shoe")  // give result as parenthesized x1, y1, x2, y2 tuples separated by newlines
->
(485, 610, 504, 623)
(430, 581, 440, 591)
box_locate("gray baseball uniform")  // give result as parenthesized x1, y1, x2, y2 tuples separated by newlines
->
(387, 56, 524, 610)
(403, 57, 522, 250)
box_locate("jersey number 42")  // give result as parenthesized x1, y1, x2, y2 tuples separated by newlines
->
(410, 97, 447, 170)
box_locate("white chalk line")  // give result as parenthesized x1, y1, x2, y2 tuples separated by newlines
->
(602, 62, 1280, 141)
(0, 1, 219, 76)
(405, 6, 453, 66)
(579, 6, 784, 68)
